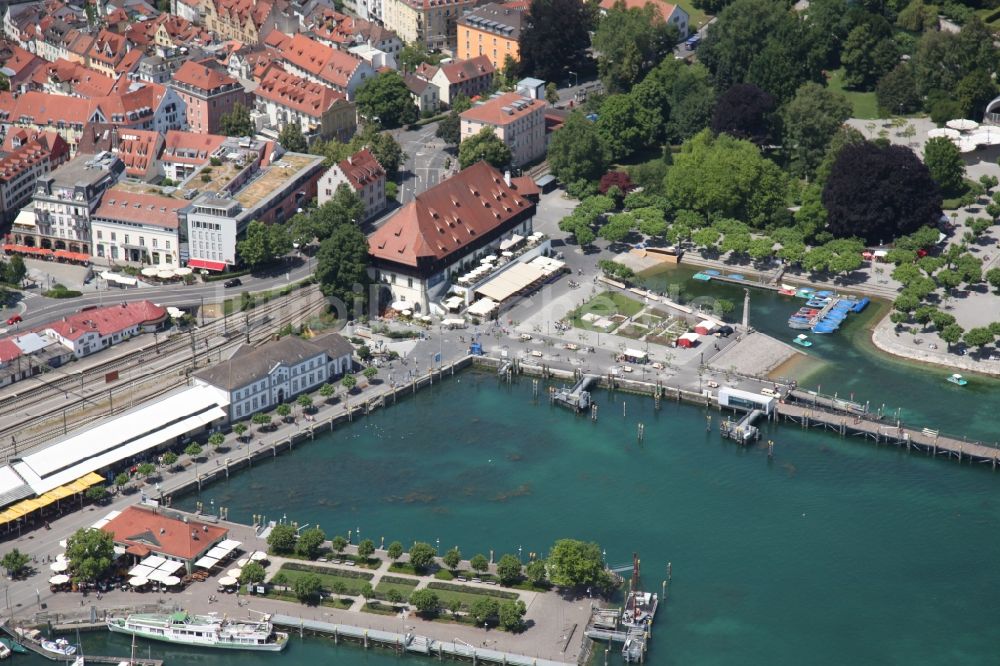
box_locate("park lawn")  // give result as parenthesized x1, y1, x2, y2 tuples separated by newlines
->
(826, 68, 880, 120)
(374, 578, 418, 599)
(569, 291, 644, 330)
(262, 589, 353, 609)
(425, 583, 519, 611)
(276, 564, 372, 595)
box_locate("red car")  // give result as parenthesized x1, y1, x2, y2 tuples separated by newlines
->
(6, 315, 21, 325)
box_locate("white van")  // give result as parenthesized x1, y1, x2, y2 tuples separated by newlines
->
(760, 387, 779, 397)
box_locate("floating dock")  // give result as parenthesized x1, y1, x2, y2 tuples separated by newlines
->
(551, 374, 597, 412)
(584, 555, 664, 663)
(271, 615, 573, 666)
(721, 408, 764, 444)
(1, 622, 162, 665)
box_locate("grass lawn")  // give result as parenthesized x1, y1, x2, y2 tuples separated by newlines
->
(374, 578, 418, 600)
(568, 291, 644, 330)
(826, 68, 880, 120)
(362, 602, 401, 616)
(276, 564, 373, 595)
(263, 589, 353, 609)
(425, 582, 519, 611)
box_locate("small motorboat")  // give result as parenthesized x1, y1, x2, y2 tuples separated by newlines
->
(793, 334, 813, 347)
(703, 269, 720, 276)
(852, 297, 870, 312)
(806, 298, 830, 307)
(797, 308, 819, 316)
(41, 639, 76, 656)
(779, 287, 797, 296)
(947, 373, 968, 386)
(726, 274, 745, 280)
(812, 323, 838, 334)
(815, 290, 834, 298)
(693, 272, 712, 281)
(0, 638, 27, 654)
(0, 642, 11, 660)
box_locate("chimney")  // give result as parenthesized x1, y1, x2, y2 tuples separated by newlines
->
(504, 170, 511, 187)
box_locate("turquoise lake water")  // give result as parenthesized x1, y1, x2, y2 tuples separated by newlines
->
(36, 269, 1000, 665)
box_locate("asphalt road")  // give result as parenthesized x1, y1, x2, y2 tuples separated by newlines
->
(392, 123, 452, 205)
(6, 254, 317, 330)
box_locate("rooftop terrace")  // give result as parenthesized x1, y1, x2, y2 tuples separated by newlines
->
(233, 153, 320, 210)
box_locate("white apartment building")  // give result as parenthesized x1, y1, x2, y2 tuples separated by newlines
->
(91, 188, 183, 266)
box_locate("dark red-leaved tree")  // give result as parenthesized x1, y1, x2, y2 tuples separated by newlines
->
(710, 83, 776, 146)
(822, 141, 942, 246)
(598, 171, 636, 197)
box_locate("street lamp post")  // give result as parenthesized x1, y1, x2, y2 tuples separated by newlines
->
(568, 71, 578, 87)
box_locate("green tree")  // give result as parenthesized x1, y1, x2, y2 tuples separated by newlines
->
(525, 558, 547, 586)
(409, 589, 441, 615)
(293, 573, 323, 603)
(114, 472, 130, 490)
(841, 16, 898, 90)
(220, 103, 254, 137)
(342, 374, 357, 392)
(924, 137, 965, 196)
(930, 310, 956, 331)
(276, 403, 292, 421)
(896, 0, 939, 32)
(319, 383, 336, 401)
(66, 528, 115, 582)
(408, 542, 437, 571)
(955, 69, 996, 120)
(546, 539, 607, 589)
(940, 323, 965, 348)
(357, 538, 375, 561)
(469, 553, 489, 576)
(85, 485, 108, 503)
(267, 523, 297, 554)
(354, 71, 419, 128)
(595, 95, 643, 161)
(360, 582, 374, 601)
(315, 223, 370, 313)
(399, 42, 444, 72)
(458, 127, 512, 170)
(136, 462, 156, 477)
(592, 2, 677, 93)
(296, 393, 313, 412)
(362, 366, 378, 381)
(782, 82, 852, 179)
(386, 588, 404, 605)
(666, 130, 788, 228)
(545, 82, 559, 105)
(207, 433, 224, 450)
(184, 442, 202, 458)
(331, 535, 348, 554)
(469, 597, 500, 625)
(237, 220, 285, 269)
(231, 425, 247, 442)
(1, 549, 30, 578)
(251, 412, 273, 430)
(986, 267, 1000, 292)
(747, 237, 775, 263)
(387, 541, 404, 562)
(498, 599, 528, 632)
(963, 327, 995, 354)
(548, 112, 610, 186)
(435, 111, 461, 148)
(443, 547, 462, 571)
(240, 561, 267, 585)
(5, 255, 26, 286)
(0, 74, 9, 92)
(519, 0, 592, 82)
(278, 123, 308, 152)
(599, 213, 635, 243)
(876, 64, 922, 116)
(495, 554, 523, 586)
(295, 527, 326, 560)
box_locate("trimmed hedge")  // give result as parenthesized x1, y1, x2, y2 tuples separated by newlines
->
(283, 561, 373, 580)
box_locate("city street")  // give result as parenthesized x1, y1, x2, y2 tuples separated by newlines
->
(392, 123, 453, 205)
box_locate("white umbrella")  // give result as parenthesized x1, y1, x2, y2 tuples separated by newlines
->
(113, 546, 126, 557)
(173, 267, 193, 276)
(129, 577, 148, 587)
(502, 251, 514, 257)
(236, 558, 249, 568)
(927, 127, 960, 139)
(58, 540, 67, 549)
(946, 118, 979, 131)
(157, 270, 175, 280)
(227, 567, 243, 578)
(391, 300, 412, 311)
(162, 576, 181, 586)
(250, 551, 268, 562)
(140, 267, 159, 277)
(402, 309, 412, 317)
(49, 561, 67, 572)
(217, 576, 237, 586)
(48, 574, 70, 585)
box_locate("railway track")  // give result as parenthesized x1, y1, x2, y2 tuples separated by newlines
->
(1, 286, 331, 458)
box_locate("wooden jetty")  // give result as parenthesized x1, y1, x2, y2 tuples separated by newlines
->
(271, 615, 573, 666)
(0, 621, 162, 665)
(776, 400, 1000, 466)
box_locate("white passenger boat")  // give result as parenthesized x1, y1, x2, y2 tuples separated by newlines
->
(107, 611, 288, 652)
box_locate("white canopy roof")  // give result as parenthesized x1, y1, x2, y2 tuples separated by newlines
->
(128, 564, 155, 578)
(206, 546, 229, 559)
(946, 118, 979, 131)
(391, 300, 413, 311)
(217, 539, 242, 550)
(13, 387, 228, 495)
(48, 574, 69, 585)
(194, 556, 219, 569)
(217, 576, 237, 586)
(468, 298, 498, 317)
(140, 555, 166, 569)
(679, 332, 701, 342)
(623, 348, 647, 359)
(475, 256, 565, 303)
(147, 569, 171, 583)
(499, 234, 524, 251)
(91, 510, 121, 530)
(156, 560, 184, 575)
(928, 127, 960, 139)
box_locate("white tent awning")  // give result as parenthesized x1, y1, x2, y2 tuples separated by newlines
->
(468, 298, 498, 317)
(194, 556, 219, 569)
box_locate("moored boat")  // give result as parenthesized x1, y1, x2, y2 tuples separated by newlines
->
(0, 639, 23, 655)
(947, 373, 968, 386)
(40, 639, 76, 656)
(107, 611, 288, 652)
(793, 334, 813, 347)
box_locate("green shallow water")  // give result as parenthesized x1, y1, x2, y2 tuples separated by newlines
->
(38, 269, 1000, 666)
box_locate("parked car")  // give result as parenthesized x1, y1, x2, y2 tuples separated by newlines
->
(6, 315, 21, 325)
(223, 278, 242, 288)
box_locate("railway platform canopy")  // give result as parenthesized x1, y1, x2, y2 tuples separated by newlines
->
(0, 386, 228, 519)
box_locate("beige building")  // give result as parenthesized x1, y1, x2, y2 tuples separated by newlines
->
(381, 0, 481, 51)
(460, 92, 545, 166)
(318, 149, 386, 222)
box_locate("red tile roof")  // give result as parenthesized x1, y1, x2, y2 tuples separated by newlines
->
(115, 129, 163, 179)
(88, 29, 128, 67)
(0, 340, 22, 365)
(334, 149, 384, 191)
(0, 135, 67, 184)
(460, 92, 542, 126)
(211, 0, 279, 30)
(101, 506, 228, 562)
(255, 64, 347, 118)
(115, 48, 144, 76)
(31, 59, 117, 97)
(278, 33, 363, 90)
(437, 55, 494, 85)
(44, 301, 168, 341)
(1, 44, 45, 81)
(162, 130, 227, 165)
(368, 161, 533, 267)
(172, 60, 240, 93)
(598, 0, 678, 18)
(94, 188, 182, 229)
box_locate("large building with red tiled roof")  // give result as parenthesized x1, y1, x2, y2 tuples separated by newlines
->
(76, 126, 165, 182)
(0, 133, 70, 224)
(275, 32, 376, 98)
(460, 92, 545, 166)
(42, 300, 168, 357)
(0, 44, 45, 91)
(254, 63, 357, 142)
(597, 0, 689, 37)
(30, 59, 118, 98)
(170, 60, 248, 134)
(160, 130, 228, 182)
(203, 0, 290, 45)
(367, 161, 536, 312)
(101, 506, 228, 567)
(318, 149, 385, 221)
(418, 55, 494, 106)
(92, 188, 183, 266)
(86, 29, 130, 77)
